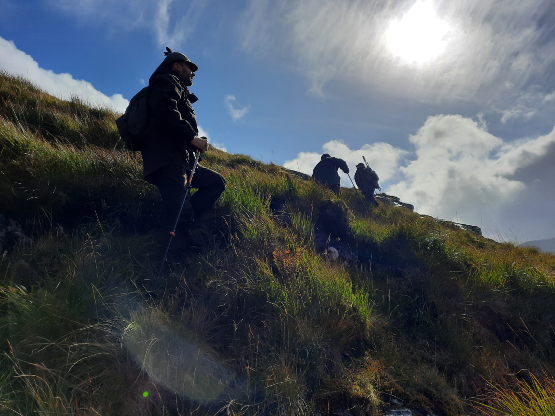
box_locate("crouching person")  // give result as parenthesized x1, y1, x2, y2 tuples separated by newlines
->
(143, 48, 225, 263)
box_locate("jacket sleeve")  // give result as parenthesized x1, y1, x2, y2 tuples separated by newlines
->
(332, 158, 349, 174)
(148, 75, 197, 144)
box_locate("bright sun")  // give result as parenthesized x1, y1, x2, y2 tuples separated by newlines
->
(386, 0, 450, 64)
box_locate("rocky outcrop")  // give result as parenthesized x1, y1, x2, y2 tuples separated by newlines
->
(441, 221, 482, 236)
(375, 193, 414, 211)
(314, 232, 358, 262)
(420, 216, 482, 236)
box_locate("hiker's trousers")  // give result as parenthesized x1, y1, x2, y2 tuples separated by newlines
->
(146, 164, 226, 234)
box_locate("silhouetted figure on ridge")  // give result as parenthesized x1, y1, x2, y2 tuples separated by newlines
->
(354, 162, 380, 207)
(312, 154, 349, 195)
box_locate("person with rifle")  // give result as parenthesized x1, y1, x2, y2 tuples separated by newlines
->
(143, 48, 225, 263)
(312, 154, 349, 195)
(354, 162, 380, 207)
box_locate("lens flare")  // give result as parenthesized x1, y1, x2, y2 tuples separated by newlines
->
(123, 309, 239, 404)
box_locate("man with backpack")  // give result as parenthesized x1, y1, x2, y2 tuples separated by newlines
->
(354, 163, 380, 207)
(142, 48, 226, 262)
(312, 154, 349, 195)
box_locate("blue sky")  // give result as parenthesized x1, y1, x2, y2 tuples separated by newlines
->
(1, 0, 554, 243)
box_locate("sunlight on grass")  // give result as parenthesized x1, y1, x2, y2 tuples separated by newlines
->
(477, 373, 555, 415)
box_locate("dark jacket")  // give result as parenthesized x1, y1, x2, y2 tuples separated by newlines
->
(312, 156, 349, 187)
(354, 166, 379, 190)
(142, 62, 199, 179)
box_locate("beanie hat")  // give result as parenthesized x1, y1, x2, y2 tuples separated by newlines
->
(321, 153, 331, 160)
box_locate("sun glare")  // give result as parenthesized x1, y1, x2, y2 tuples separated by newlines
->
(386, 0, 450, 64)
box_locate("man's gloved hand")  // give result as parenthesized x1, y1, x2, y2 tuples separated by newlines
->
(190, 136, 209, 153)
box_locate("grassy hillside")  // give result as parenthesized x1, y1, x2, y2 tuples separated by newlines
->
(0, 71, 554, 415)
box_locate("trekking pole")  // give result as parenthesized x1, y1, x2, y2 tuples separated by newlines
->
(362, 155, 370, 169)
(154, 150, 201, 290)
(347, 173, 370, 215)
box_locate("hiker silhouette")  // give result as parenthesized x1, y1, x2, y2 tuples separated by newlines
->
(354, 163, 380, 207)
(312, 154, 349, 195)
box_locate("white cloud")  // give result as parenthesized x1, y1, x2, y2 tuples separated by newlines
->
(388, 115, 519, 218)
(387, 115, 555, 241)
(476, 113, 487, 130)
(496, 92, 541, 124)
(0, 37, 128, 112)
(499, 107, 537, 124)
(238, 0, 282, 55)
(284, 115, 555, 241)
(283, 151, 321, 177)
(197, 125, 227, 152)
(283, 140, 408, 187)
(224, 95, 250, 121)
(152, 0, 207, 48)
(49, 0, 207, 50)
(544, 90, 555, 103)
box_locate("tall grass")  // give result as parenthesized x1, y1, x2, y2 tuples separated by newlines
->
(0, 71, 121, 149)
(477, 373, 555, 415)
(1, 70, 555, 415)
(0, 115, 155, 232)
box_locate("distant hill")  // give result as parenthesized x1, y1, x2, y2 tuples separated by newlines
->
(520, 237, 555, 255)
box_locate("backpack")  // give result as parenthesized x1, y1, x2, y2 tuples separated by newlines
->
(115, 86, 150, 151)
(367, 169, 379, 188)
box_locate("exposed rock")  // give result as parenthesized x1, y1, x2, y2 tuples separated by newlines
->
(375, 193, 414, 211)
(332, 244, 358, 261)
(440, 220, 482, 236)
(314, 232, 358, 262)
(374, 194, 481, 237)
(324, 246, 339, 260)
(420, 215, 482, 236)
